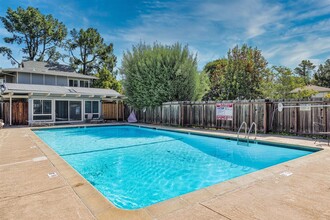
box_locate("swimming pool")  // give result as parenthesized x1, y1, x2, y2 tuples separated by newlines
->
(34, 125, 316, 210)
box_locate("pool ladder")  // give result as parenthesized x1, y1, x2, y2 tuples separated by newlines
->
(237, 122, 257, 145)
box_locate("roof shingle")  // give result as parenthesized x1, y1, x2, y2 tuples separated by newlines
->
(2, 61, 98, 80)
(3, 83, 123, 98)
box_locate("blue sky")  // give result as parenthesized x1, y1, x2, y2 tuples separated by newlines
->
(1, 0, 330, 70)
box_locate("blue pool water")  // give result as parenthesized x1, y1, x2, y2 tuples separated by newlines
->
(34, 125, 315, 210)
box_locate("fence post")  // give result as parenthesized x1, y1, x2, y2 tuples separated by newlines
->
(263, 101, 267, 133)
(232, 102, 235, 131)
(295, 104, 298, 134)
(202, 102, 204, 128)
(178, 102, 180, 126)
(325, 103, 328, 132)
(180, 102, 184, 127)
(161, 104, 163, 125)
(181, 102, 184, 127)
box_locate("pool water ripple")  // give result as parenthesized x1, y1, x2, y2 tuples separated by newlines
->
(34, 125, 315, 210)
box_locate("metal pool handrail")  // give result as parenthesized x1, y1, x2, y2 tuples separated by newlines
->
(247, 122, 257, 144)
(237, 121, 248, 143)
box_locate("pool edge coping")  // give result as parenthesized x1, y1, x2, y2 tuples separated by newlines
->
(28, 123, 329, 219)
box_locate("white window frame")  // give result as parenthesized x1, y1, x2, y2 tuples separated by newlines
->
(32, 99, 53, 121)
(84, 100, 100, 119)
(68, 78, 90, 88)
(80, 80, 90, 88)
(55, 99, 83, 122)
(68, 79, 79, 87)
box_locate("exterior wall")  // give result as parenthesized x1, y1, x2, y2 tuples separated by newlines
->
(28, 99, 33, 122)
(313, 92, 328, 98)
(16, 72, 92, 87)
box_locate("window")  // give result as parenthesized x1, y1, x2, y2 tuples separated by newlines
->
(69, 79, 79, 87)
(85, 101, 91, 113)
(55, 100, 82, 121)
(80, 80, 89, 87)
(57, 76, 67, 86)
(32, 74, 43, 84)
(55, 101, 68, 121)
(85, 101, 99, 118)
(33, 100, 52, 120)
(69, 101, 82, 121)
(69, 79, 89, 87)
(45, 75, 55, 85)
(6, 76, 13, 83)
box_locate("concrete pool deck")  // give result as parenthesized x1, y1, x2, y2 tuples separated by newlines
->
(0, 123, 330, 219)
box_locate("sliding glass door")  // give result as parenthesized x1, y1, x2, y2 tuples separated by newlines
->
(69, 101, 82, 121)
(55, 101, 68, 121)
(55, 100, 82, 122)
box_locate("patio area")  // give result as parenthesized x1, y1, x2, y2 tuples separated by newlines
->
(1, 124, 330, 220)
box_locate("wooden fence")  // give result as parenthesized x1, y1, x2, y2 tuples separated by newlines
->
(2, 101, 28, 125)
(102, 102, 125, 120)
(127, 99, 330, 135)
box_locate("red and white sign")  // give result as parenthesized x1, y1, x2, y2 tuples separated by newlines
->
(216, 103, 233, 120)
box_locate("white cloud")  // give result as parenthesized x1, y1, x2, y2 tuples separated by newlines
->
(195, 0, 283, 38)
(112, 0, 286, 69)
(284, 19, 330, 38)
(2, 0, 330, 70)
(264, 36, 330, 67)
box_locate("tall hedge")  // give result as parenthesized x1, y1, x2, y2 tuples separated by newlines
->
(121, 42, 208, 109)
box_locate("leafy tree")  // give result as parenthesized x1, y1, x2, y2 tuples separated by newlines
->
(202, 58, 227, 100)
(66, 28, 116, 75)
(259, 67, 277, 98)
(291, 89, 318, 99)
(314, 59, 330, 87)
(121, 42, 207, 109)
(260, 66, 317, 99)
(325, 93, 330, 99)
(93, 67, 123, 93)
(194, 71, 210, 101)
(294, 60, 315, 85)
(261, 66, 304, 99)
(0, 6, 67, 64)
(224, 44, 268, 100)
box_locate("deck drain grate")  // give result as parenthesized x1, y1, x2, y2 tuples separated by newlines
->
(48, 172, 58, 178)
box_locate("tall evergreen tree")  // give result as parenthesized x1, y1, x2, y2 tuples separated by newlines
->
(314, 59, 330, 87)
(294, 60, 315, 85)
(66, 28, 116, 75)
(0, 6, 67, 64)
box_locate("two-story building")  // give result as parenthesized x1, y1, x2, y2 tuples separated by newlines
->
(0, 61, 125, 126)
